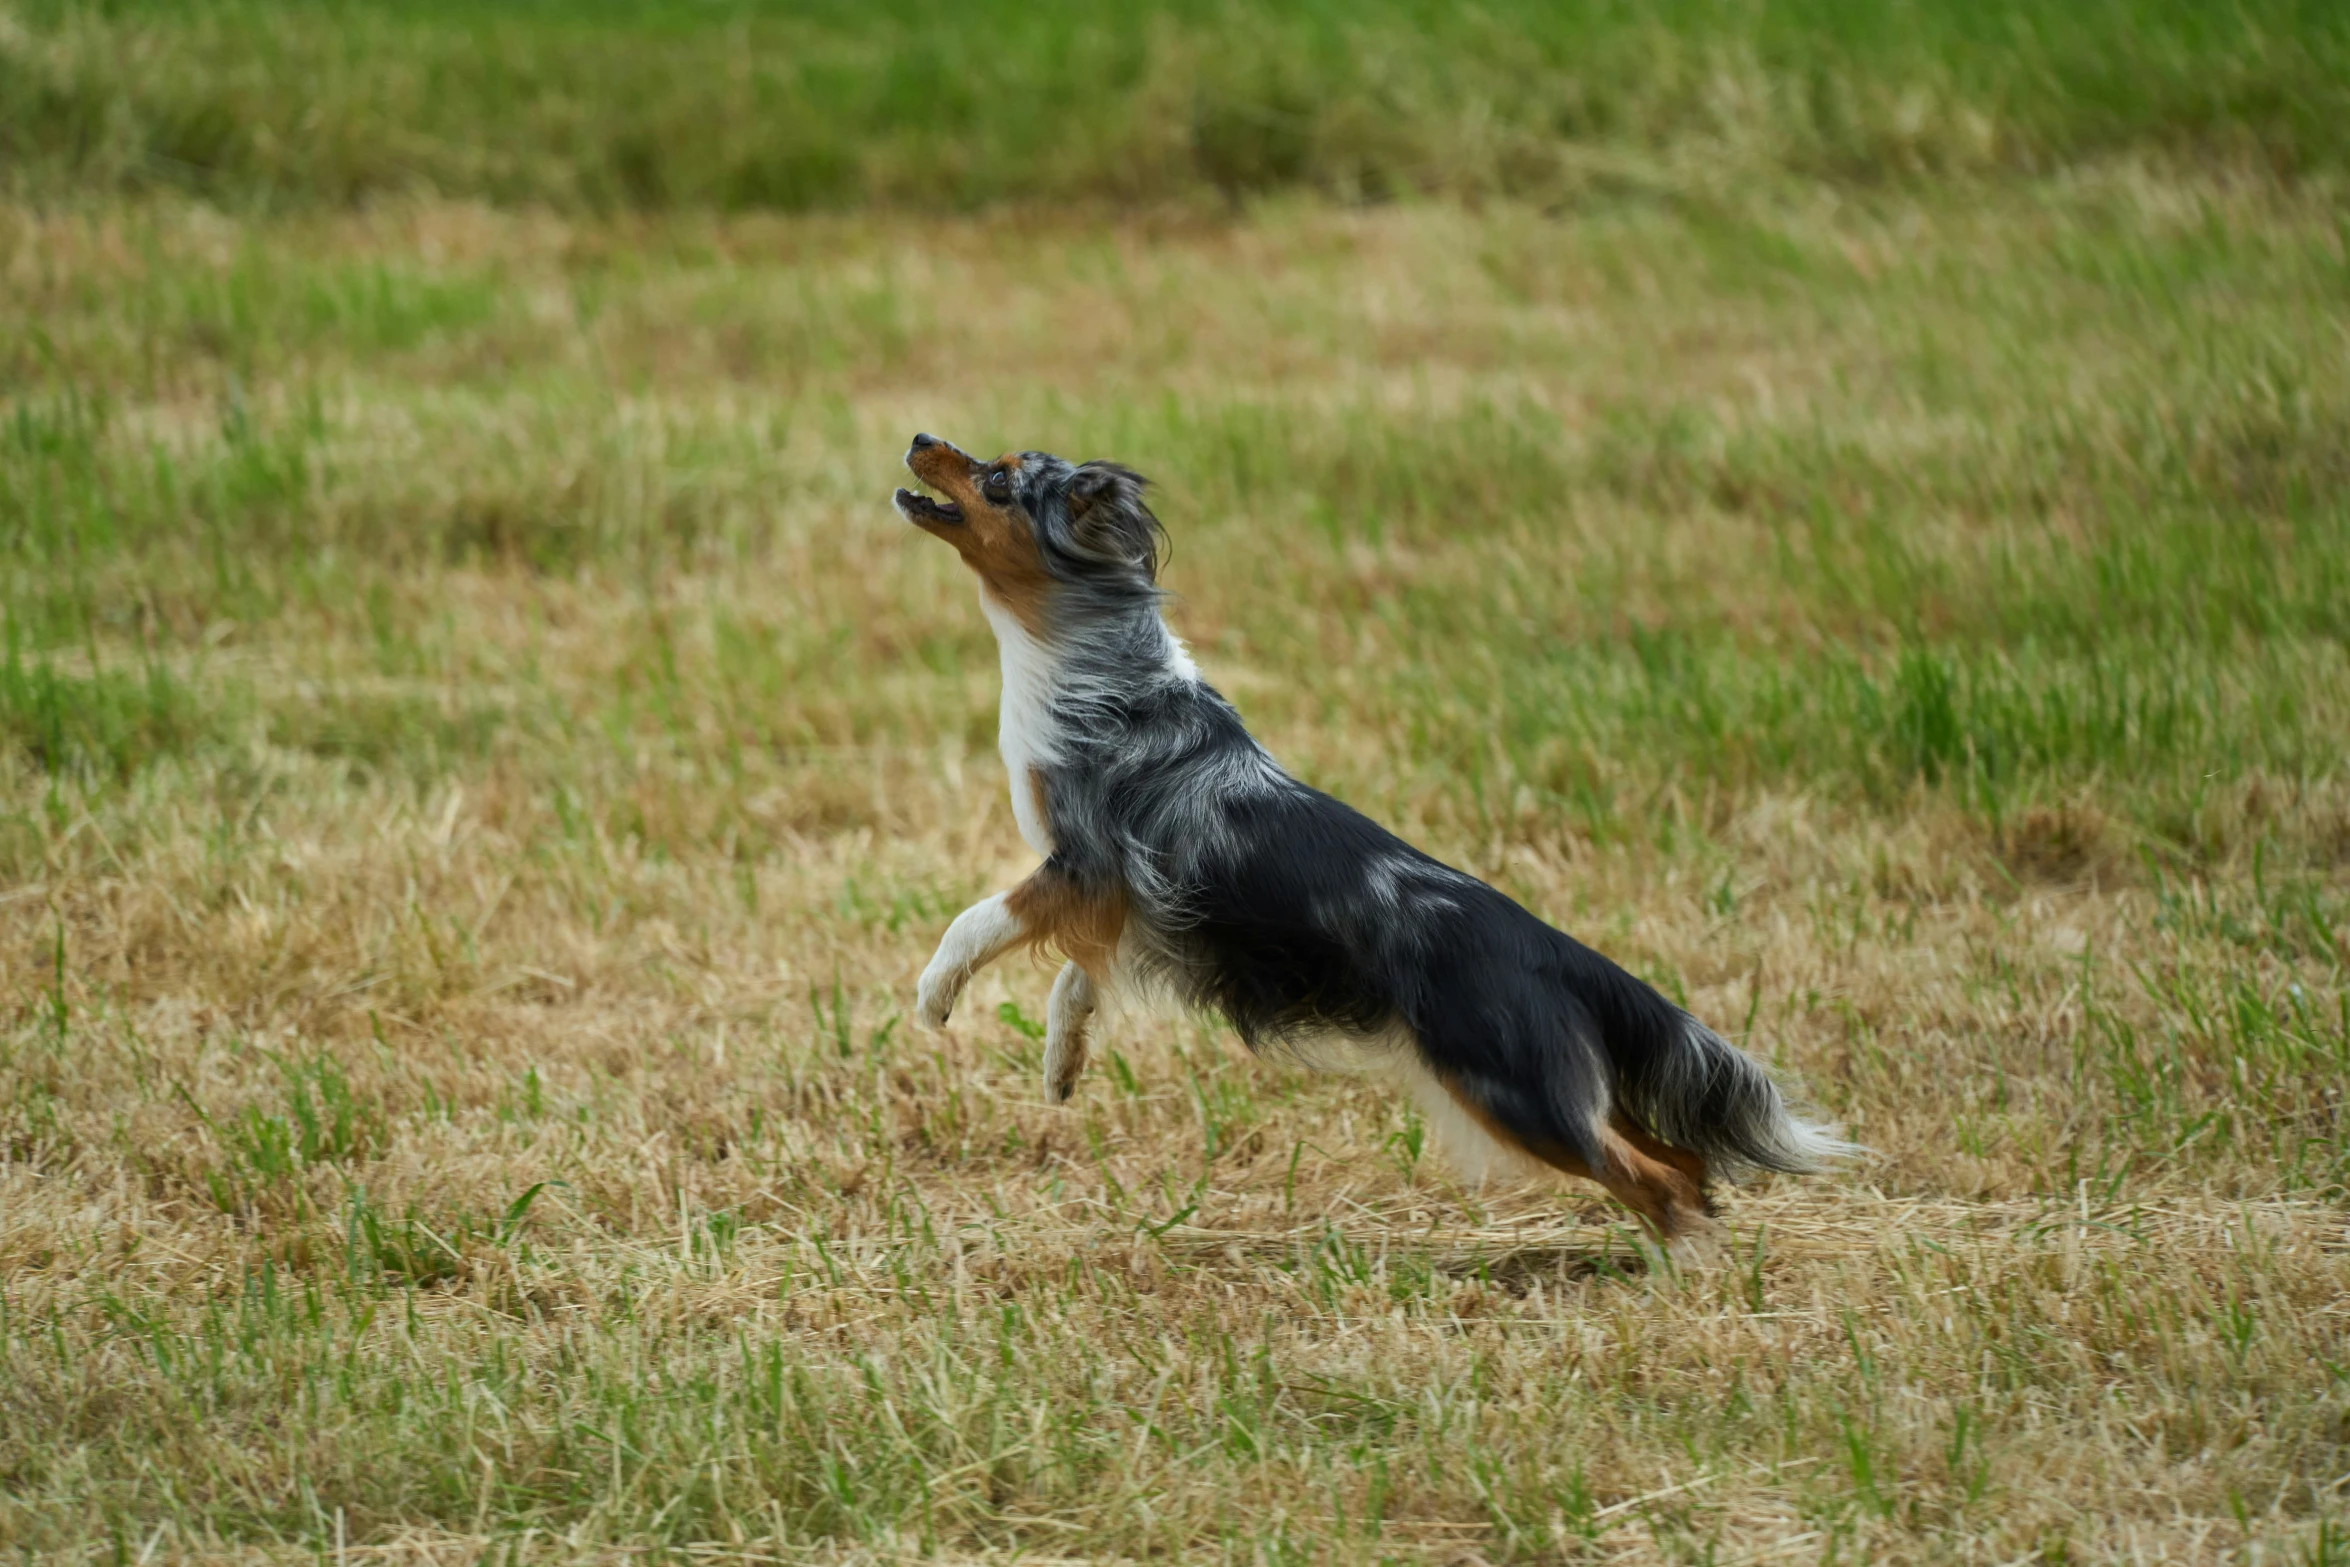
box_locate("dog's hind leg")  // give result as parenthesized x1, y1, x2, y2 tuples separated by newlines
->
(1435, 1068, 1721, 1262)
(1043, 961, 1098, 1102)
(1608, 1114, 1713, 1211)
(916, 893, 1027, 1029)
(1589, 1121, 1722, 1267)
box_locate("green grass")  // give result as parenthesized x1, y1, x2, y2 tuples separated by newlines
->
(7, 191, 2344, 843)
(3, 0, 2348, 211)
(1, 31, 2348, 1562)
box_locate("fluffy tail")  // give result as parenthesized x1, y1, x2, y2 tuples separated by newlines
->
(1610, 1014, 1857, 1183)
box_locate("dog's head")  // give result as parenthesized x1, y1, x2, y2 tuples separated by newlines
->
(894, 433, 1163, 628)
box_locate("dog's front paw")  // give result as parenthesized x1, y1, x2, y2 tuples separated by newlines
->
(914, 966, 961, 1031)
(1042, 1034, 1087, 1103)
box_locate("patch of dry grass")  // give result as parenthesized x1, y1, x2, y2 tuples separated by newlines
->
(2, 178, 2346, 1561)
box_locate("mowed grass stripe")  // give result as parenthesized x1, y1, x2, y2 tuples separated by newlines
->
(4, 0, 2349, 209)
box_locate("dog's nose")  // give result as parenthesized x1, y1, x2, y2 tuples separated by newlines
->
(909, 432, 939, 449)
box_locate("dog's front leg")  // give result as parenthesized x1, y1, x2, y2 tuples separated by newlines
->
(1042, 961, 1098, 1102)
(916, 893, 1026, 1028)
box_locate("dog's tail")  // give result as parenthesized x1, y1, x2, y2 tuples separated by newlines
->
(1546, 940, 1852, 1181)
(1606, 1004, 1855, 1182)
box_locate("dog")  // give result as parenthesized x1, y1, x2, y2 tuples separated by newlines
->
(893, 432, 1847, 1251)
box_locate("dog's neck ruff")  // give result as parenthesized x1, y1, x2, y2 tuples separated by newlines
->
(975, 587, 1197, 856)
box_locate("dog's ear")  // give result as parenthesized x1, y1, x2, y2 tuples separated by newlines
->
(1063, 461, 1162, 578)
(1067, 462, 1139, 520)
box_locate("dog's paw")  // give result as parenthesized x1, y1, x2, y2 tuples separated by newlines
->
(914, 968, 960, 1031)
(1632, 1220, 1726, 1281)
(1662, 1226, 1726, 1272)
(1042, 1037, 1086, 1103)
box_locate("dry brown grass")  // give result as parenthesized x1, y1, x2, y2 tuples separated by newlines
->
(2, 180, 2347, 1561)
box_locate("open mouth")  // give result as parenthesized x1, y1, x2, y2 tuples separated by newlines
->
(893, 486, 963, 526)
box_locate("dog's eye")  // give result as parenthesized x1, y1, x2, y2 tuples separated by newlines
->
(982, 469, 1013, 504)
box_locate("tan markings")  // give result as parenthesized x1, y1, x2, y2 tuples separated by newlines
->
(1608, 1113, 1712, 1202)
(1024, 768, 1052, 840)
(1589, 1126, 1713, 1239)
(975, 557, 1053, 637)
(906, 438, 1053, 636)
(904, 437, 979, 504)
(1434, 1074, 1713, 1240)
(1003, 867, 1127, 977)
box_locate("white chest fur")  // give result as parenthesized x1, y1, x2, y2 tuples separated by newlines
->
(978, 591, 1061, 855)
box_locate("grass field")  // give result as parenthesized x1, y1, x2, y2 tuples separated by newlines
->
(9, 0, 2350, 210)
(4, 4, 2350, 1562)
